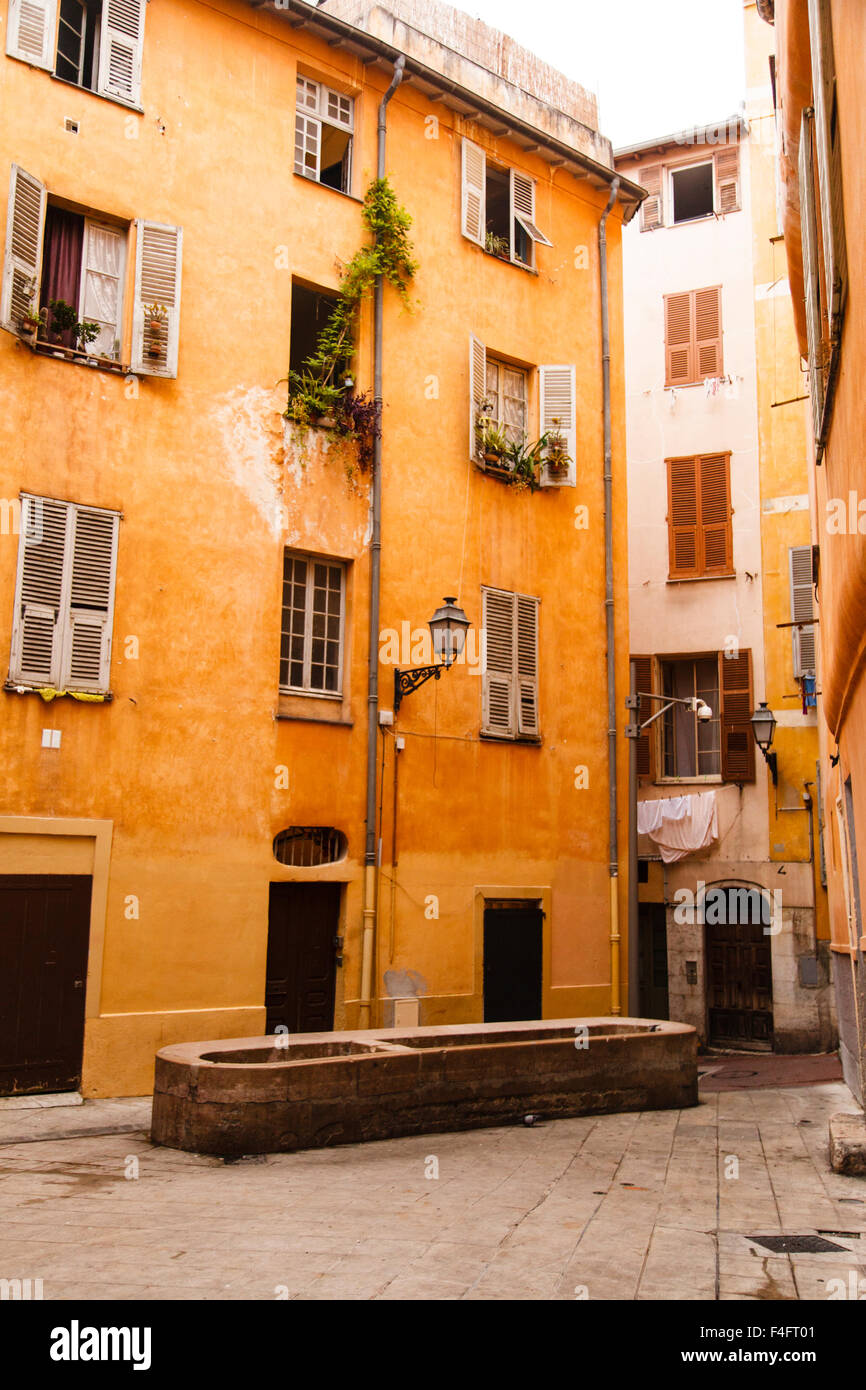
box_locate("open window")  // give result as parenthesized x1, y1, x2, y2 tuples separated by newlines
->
(670, 161, 714, 224)
(461, 138, 552, 267)
(469, 337, 576, 487)
(659, 657, 721, 777)
(294, 75, 354, 194)
(5, 0, 145, 106)
(289, 282, 340, 381)
(1, 165, 182, 377)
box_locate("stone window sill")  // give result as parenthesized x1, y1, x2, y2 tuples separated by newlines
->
(276, 691, 351, 725)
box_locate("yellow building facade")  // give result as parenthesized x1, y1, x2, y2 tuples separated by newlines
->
(0, 0, 641, 1096)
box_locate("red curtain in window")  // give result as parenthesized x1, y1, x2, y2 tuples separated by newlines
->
(39, 207, 84, 348)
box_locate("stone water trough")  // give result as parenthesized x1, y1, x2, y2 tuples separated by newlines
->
(151, 1017, 698, 1156)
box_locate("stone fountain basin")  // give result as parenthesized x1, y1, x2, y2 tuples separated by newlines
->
(151, 1017, 698, 1156)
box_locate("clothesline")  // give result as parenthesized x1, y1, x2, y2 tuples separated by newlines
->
(636, 790, 719, 864)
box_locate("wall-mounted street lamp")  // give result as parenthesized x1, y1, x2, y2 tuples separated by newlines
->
(750, 702, 778, 786)
(625, 664, 714, 1015)
(393, 597, 470, 712)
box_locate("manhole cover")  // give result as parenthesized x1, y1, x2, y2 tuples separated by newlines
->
(748, 1234, 849, 1254)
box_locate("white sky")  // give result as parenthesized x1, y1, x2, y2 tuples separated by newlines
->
(461, 0, 747, 149)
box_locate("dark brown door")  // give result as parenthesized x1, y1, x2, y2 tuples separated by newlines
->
(483, 901, 543, 1022)
(639, 903, 669, 1019)
(0, 875, 92, 1095)
(707, 890, 773, 1048)
(266, 883, 340, 1034)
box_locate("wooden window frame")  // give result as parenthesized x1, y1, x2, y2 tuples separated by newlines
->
(657, 654, 722, 782)
(668, 158, 715, 226)
(666, 452, 733, 580)
(293, 74, 355, 195)
(279, 550, 346, 699)
(460, 138, 551, 269)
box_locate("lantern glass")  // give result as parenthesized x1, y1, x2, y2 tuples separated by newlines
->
(750, 702, 777, 750)
(428, 597, 470, 667)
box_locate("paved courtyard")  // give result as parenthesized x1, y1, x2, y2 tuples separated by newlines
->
(1, 1076, 864, 1301)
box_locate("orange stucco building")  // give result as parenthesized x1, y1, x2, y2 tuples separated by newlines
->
(0, 0, 642, 1096)
(760, 0, 866, 1104)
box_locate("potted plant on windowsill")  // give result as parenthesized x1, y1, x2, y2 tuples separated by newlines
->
(504, 435, 545, 493)
(485, 231, 510, 261)
(143, 303, 167, 358)
(47, 298, 79, 351)
(75, 319, 100, 361)
(544, 418, 572, 480)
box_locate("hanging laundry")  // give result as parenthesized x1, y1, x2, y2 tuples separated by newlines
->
(802, 674, 817, 712)
(637, 791, 719, 864)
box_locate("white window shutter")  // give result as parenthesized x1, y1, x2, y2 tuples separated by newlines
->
(482, 588, 515, 736)
(510, 171, 552, 248)
(1, 164, 46, 334)
(5, 0, 57, 69)
(10, 497, 68, 686)
(516, 595, 539, 736)
(469, 334, 487, 461)
(62, 507, 118, 691)
(808, 0, 847, 331)
(539, 364, 576, 487)
(461, 138, 485, 246)
(132, 221, 183, 378)
(97, 0, 146, 106)
(790, 545, 816, 678)
(640, 165, 663, 230)
(714, 145, 740, 213)
(799, 110, 825, 441)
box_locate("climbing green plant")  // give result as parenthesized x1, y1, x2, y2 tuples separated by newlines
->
(285, 177, 417, 461)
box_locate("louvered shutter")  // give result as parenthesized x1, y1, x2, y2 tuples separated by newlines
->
(799, 110, 825, 439)
(539, 364, 576, 486)
(10, 497, 68, 686)
(510, 171, 552, 249)
(714, 145, 740, 213)
(5, 0, 57, 69)
(482, 587, 515, 736)
(664, 292, 692, 386)
(97, 0, 145, 105)
(719, 648, 755, 784)
(631, 655, 655, 778)
(0, 165, 46, 334)
(808, 0, 847, 331)
(667, 456, 699, 577)
(640, 165, 662, 231)
(132, 220, 182, 377)
(516, 595, 539, 736)
(469, 334, 487, 461)
(461, 138, 485, 247)
(790, 545, 816, 677)
(61, 508, 118, 690)
(699, 453, 732, 573)
(694, 286, 723, 378)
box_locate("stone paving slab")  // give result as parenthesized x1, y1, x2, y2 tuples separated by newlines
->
(0, 1081, 864, 1300)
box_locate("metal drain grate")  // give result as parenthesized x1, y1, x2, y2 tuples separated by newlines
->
(748, 1234, 849, 1254)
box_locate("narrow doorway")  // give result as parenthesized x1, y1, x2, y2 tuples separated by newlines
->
(706, 887, 773, 1049)
(638, 902, 669, 1019)
(265, 883, 340, 1034)
(0, 875, 92, 1095)
(483, 900, 543, 1022)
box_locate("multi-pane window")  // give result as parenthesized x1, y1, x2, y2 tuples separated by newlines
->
(9, 495, 119, 693)
(660, 658, 721, 778)
(460, 138, 552, 268)
(6, 0, 146, 105)
(294, 76, 354, 194)
(280, 553, 345, 696)
(485, 358, 527, 447)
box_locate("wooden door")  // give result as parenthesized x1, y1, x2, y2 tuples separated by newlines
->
(638, 903, 669, 1020)
(707, 893, 773, 1048)
(0, 875, 92, 1095)
(266, 883, 340, 1035)
(483, 901, 543, 1022)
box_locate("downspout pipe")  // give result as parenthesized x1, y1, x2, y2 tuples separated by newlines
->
(360, 55, 405, 1029)
(599, 176, 622, 1016)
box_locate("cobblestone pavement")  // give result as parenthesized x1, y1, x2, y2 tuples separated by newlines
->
(0, 1081, 864, 1301)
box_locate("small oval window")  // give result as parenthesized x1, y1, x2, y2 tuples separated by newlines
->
(273, 827, 348, 867)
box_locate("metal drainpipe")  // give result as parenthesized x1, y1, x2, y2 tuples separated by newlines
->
(599, 176, 621, 1016)
(359, 55, 405, 1029)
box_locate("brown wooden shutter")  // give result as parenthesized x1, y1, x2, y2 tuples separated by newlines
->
(640, 165, 662, 231)
(694, 286, 723, 378)
(719, 648, 755, 784)
(664, 292, 692, 386)
(808, 0, 847, 332)
(667, 456, 699, 577)
(714, 145, 740, 213)
(632, 655, 655, 778)
(699, 453, 732, 574)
